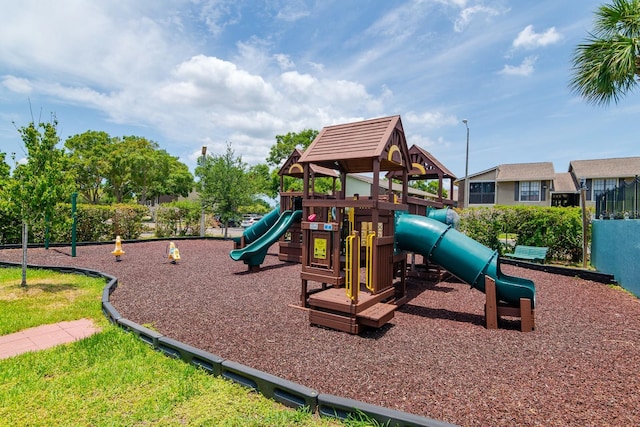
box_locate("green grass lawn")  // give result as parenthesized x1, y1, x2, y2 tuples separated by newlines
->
(0, 267, 352, 426)
(497, 233, 517, 241)
(0, 268, 109, 335)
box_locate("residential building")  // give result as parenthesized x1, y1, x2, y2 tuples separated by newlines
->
(456, 162, 557, 208)
(455, 156, 640, 209)
(568, 157, 640, 207)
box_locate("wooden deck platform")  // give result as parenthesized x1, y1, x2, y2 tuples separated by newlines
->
(307, 287, 397, 334)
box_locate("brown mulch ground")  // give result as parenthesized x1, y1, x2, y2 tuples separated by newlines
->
(2, 239, 639, 427)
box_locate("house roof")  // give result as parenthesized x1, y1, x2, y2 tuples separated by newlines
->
(278, 148, 338, 178)
(348, 173, 437, 198)
(496, 162, 555, 182)
(553, 172, 578, 193)
(298, 115, 410, 174)
(569, 157, 640, 179)
(453, 166, 496, 184)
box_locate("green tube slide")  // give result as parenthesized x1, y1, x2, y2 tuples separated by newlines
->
(230, 210, 302, 267)
(395, 213, 535, 307)
(236, 206, 282, 245)
(427, 207, 460, 228)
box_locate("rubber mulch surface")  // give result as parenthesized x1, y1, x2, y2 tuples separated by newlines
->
(2, 239, 639, 427)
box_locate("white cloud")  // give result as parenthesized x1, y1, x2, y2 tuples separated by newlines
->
(454, 5, 502, 32)
(513, 25, 562, 49)
(406, 134, 451, 151)
(198, 0, 241, 36)
(308, 62, 325, 73)
(0, 1, 194, 100)
(1, 76, 32, 94)
(275, 1, 311, 22)
(366, 2, 425, 42)
(274, 54, 295, 70)
(405, 111, 459, 128)
(279, 71, 381, 113)
(234, 37, 278, 75)
(160, 55, 278, 110)
(500, 56, 537, 76)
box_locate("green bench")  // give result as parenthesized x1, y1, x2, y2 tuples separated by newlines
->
(503, 245, 548, 264)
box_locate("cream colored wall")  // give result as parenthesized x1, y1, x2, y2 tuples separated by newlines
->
(473, 170, 497, 181)
(496, 181, 551, 207)
(344, 177, 372, 197)
(496, 182, 516, 205)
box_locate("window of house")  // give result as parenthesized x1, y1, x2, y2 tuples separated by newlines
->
(592, 178, 617, 199)
(469, 181, 495, 204)
(520, 181, 541, 202)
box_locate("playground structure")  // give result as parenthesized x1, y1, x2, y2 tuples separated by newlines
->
(277, 148, 339, 263)
(229, 115, 536, 333)
(230, 148, 339, 270)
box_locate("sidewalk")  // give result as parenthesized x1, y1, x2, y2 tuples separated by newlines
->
(0, 319, 100, 360)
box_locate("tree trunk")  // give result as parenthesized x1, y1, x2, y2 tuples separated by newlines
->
(21, 221, 28, 288)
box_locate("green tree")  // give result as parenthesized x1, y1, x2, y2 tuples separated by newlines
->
(196, 143, 253, 237)
(266, 129, 318, 167)
(266, 130, 319, 198)
(153, 152, 194, 200)
(0, 152, 10, 180)
(410, 180, 448, 198)
(96, 137, 128, 203)
(65, 130, 111, 203)
(570, 0, 640, 106)
(247, 163, 271, 197)
(126, 136, 163, 204)
(66, 132, 193, 204)
(12, 118, 74, 286)
(0, 153, 19, 244)
(265, 129, 337, 197)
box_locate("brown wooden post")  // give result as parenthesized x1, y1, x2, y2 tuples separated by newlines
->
(371, 235, 379, 294)
(301, 279, 308, 307)
(485, 276, 498, 329)
(520, 298, 533, 332)
(402, 169, 409, 205)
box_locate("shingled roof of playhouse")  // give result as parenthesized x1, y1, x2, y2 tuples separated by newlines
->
(388, 144, 457, 181)
(298, 115, 410, 174)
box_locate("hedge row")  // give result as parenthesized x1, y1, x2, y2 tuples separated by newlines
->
(0, 200, 212, 245)
(153, 201, 202, 238)
(458, 205, 587, 263)
(0, 203, 148, 244)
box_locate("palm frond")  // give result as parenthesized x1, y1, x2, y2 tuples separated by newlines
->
(570, 0, 640, 106)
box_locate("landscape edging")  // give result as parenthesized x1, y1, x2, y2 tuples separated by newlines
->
(499, 257, 616, 283)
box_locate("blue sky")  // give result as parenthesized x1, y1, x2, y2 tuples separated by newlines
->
(1, 0, 638, 180)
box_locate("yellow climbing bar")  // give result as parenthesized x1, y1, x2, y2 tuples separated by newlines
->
(345, 231, 360, 302)
(365, 231, 376, 292)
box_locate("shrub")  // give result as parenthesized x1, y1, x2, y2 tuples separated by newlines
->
(458, 207, 504, 253)
(459, 205, 586, 262)
(155, 200, 201, 237)
(0, 201, 21, 245)
(75, 204, 113, 241)
(111, 204, 148, 240)
(23, 203, 147, 244)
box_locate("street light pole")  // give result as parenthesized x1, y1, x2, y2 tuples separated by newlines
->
(462, 119, 470, 209)
(200, 145, 207, 237)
